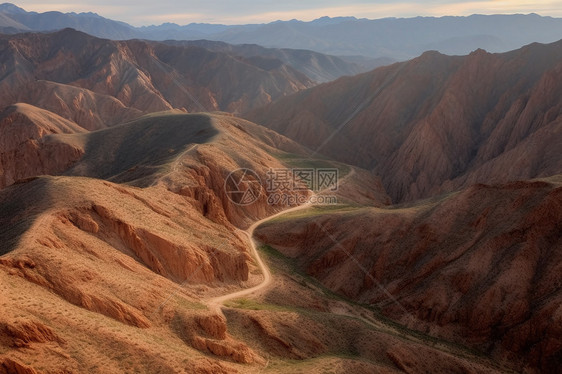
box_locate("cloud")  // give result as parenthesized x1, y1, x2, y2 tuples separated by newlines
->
(428, 0, 562, 16)
(14, 1, 562, 26)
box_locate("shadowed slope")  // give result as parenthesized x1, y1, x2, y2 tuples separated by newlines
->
(255, 176, 562, 373)
(64, 112, 219, 184)
(0, 176, 52, 255)
(248, 40, 562, 203)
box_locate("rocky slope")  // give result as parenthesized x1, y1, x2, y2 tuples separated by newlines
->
(0, 110, 496, 373)
(255, 176, 562, 373)
(248, 40, 562, 203)
(0, 173, 506, 373)
(0, 175, 263, 373)
(0, 28, 314, 122)
(165, 40, 372, 83)
(0, 112, 307, 373)
(0, 103, 85, 189)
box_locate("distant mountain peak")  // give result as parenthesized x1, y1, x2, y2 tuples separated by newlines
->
(419, 49, 445, 58)
(0, 2, 26, 14)
(469, 48, 489, 55)
(76, 11, 103, 18)
(311, 16, 358, 24)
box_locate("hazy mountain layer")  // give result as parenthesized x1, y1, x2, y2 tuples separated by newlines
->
(163, 40, 376, 83)
(2, 4, 562, 60)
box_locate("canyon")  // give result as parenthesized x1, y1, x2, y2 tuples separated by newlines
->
(0, 23, 560, 374)
(248, 40, 562, 203)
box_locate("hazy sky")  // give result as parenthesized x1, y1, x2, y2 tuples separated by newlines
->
(14, 1, 562, 26)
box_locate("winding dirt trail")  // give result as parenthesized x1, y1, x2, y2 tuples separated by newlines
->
(207, 168, 356, 314)
(207, 201, 313, 314)
(203, 167, 512, 372)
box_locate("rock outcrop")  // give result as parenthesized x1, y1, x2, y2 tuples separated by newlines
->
(0, 103, 84, 188)
(0, 359, 38, 374)
(173, 311, 261, 365)
(1, 319, 64, 348)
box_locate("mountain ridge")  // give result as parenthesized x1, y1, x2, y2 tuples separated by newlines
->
(247, 39, 562, 203)
(2, 3, 562, 60)
(0, 28, 316, 123)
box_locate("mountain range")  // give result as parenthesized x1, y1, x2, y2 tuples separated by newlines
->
(0, 6, 561, 374)
(248, 41, 562, 203)
(0, 28, 332, 189)
(2, 3, 562, 60)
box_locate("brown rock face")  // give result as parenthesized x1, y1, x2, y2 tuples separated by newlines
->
(255, 176, 562, 373)
(197, 314, 228, 340)
(173, 311, 260, 365)
(247, 41, 562, 202)
(13, 80, 143, 130)
(0, 359, 38, 374)
(1, 319, 64, 347)
(192, 337, 257, 364)
(0, 103, 84, 188)
(0, 28, 314, 129)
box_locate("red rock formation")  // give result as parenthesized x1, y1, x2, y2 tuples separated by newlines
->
(0, 359, 38, 374)
(172, 311, 261, 365)
(255, 176, 562, 373)
(1, 319, 64, 348)
(0, 28, 314, 127)
(192, 336, 257, 364)
(197, 314, 228, 340)
(0, 103, 84, 188)
(248, 41, 562, 202)
(13, 80, 143, 130)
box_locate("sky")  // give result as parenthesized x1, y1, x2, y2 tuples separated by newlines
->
(13, 1, 562, 26)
